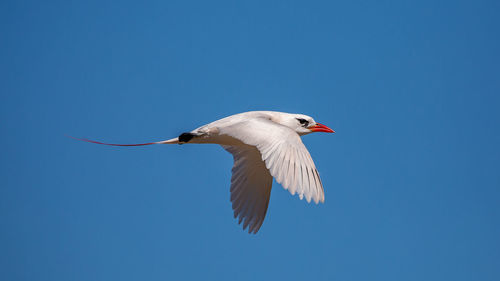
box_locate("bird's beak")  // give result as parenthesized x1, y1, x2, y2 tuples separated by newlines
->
(308, 123, 335, 133)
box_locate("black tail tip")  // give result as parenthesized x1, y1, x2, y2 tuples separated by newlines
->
(178, 132, 194, 143)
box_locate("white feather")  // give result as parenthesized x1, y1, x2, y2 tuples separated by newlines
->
(166, 111, 329, 233)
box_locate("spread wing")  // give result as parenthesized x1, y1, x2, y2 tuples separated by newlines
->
(219, 117, 325, 205)
(222, 145, 273, 234)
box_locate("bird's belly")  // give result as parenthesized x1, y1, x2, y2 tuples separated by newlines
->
(192, 134, 246, 146)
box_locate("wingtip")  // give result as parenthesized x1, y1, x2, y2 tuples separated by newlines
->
(313, 197, 325, 204)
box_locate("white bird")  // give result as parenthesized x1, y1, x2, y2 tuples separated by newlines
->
(75, 111, 334, 233)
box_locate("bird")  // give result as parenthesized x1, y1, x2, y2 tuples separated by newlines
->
(74, 111, 335, 233)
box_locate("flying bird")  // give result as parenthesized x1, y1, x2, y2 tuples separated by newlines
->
(75, 111, 334, 233)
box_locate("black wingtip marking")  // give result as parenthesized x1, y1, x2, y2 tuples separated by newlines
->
(178, 132, 194, 143)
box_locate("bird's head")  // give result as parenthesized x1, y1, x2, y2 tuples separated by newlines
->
(276, 113, 335, 136)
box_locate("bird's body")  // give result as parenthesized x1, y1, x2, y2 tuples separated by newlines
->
(76, 111, 334, 233)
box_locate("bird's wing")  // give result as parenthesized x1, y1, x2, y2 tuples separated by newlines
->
(219, 117, 325, 204)
(222, 145, 273, 234)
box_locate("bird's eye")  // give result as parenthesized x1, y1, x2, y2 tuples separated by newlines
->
(297, 118, 309, 126)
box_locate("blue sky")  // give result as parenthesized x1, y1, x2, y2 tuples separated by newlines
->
(1, 0, 499, 280)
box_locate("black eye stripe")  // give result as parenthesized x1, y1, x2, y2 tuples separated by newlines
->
(296, 118, 309, 126)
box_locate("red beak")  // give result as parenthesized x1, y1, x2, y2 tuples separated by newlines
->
(309, 123, 335, 133)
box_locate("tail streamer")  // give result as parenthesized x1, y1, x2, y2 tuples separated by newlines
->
(67, 135, 159, 147)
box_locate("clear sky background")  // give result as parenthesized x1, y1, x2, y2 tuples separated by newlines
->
(1, 1, 499, 280)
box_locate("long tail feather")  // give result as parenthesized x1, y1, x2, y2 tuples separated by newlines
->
(157, 138, 180, 144)
(68, 135, 161, 146)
